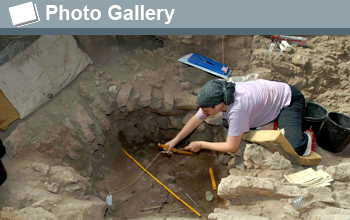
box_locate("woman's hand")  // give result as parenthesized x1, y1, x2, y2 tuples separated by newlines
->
(164, 139, 177, 154)
(184, 141, 202, 153)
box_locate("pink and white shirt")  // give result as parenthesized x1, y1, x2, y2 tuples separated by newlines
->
(196, 79, 292, 136)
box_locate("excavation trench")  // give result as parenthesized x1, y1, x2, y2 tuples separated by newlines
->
(89, 109, 229, 219)
(3, 35, 350, 219)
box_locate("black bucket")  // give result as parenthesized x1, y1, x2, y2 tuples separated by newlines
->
(303, 102, 328, 136)
(0, 159, 7, 186)
(316, 112, 350, 153)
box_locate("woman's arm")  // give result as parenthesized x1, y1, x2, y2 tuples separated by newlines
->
(184, 133, 243, 153)
(165, 114, 204, 153)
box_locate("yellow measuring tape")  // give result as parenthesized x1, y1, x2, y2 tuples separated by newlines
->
(120, 148, 201, 217)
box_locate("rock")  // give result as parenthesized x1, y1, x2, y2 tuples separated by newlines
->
(307, 207, 350, 220)
(108, 85, 118, 97)
(100, 118, 110, 132)
(4, 124, 33, 157)
(334, 191, 350, 208)
(48, 166, 85, 186)
(308, 187, 335, 204)
(31, 163, 50, 176)
(49, 166, 91, 194)
(142, 69, 165, 89)
(217, 152, 232, 165)
(150, 87, 163, 110)
(93, 94, 113, 114)
(51, 197, 107, 220)
(218, 175, 308, 199)
(103, 73, 112, 81)
(208, 209, 269, 220)
(138, 84, 152, 107)
(252, 35, 272, 49)
(270, 152, 293, 170)
(86, 143, 99, 155)
(163, 91, 174, 111)
(235, 162, 246, 171)
(243, 144, 292, 170)
(218, 176, 275, 199)
(74, 105, 95, 143)
(126, 90, 140, 112)
(61, 135, 83, 151)
(97, 70, 105, 77)
(180, 82, 191, 90)
(30, 196, 63, 212)
(0, 207, 58, 220)
(292, 55, 309, 67)
(173, 91, 197, 110)
(329, 181, 348, 191)
(229, 167, 249, 177)
(78, 82, 92, 99)
(157, 117, 169, 129)
(91, 107, 110, 132)
(65, 184, 86, 193)
(126, 59, 140, 72)
(181, 39, 192, 44)
(168, 116, 183, 129)
(227, 157, 236, 170)
(117, 82, 133, 108)
(325, 162, 350, 181)
(44, 182, 60, 194)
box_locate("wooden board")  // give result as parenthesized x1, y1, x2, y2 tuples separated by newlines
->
(244, 130, 322, 166)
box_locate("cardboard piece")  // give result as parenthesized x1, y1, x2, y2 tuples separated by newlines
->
(244, 130, 322, 166)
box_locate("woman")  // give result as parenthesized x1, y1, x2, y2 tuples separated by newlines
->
(165, 79, 315, 156)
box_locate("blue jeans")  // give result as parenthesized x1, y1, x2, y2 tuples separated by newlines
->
(276, 85, 308, 155)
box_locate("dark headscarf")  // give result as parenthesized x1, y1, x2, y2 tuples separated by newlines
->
(196, 79, 236, 108)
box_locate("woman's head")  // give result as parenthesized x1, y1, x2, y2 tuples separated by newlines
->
(196, 79, 236, 109)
